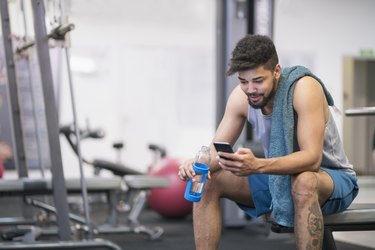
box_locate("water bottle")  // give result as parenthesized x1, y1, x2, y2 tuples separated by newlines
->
(184, 146, 210, 202)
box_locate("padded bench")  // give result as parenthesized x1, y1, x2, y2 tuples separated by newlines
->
(271, 203, 375, 250)
(0, 175, 169, 196)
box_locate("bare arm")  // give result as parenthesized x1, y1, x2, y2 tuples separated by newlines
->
(209, 86, 248, 172)
(178, 85, 248, 179)
(219, 76, 329, 176)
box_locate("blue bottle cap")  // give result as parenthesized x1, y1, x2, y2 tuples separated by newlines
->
(192, 162, 209, 174)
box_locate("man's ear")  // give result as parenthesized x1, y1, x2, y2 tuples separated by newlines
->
(274, 64, 281, 79)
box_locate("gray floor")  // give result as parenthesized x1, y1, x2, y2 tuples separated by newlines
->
(101, 175, 375, 249)
(97, 175, 375, 249)
(100, 211, 374, 250)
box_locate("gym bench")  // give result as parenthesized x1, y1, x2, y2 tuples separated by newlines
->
(271, 203, 375, 250)
(0, 176, 169, 240)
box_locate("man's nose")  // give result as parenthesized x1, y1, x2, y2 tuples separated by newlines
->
(246, 83, 257, 94)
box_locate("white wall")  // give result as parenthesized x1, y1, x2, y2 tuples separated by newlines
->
(273, 0, 375, 135)
(59, 0, 217, 176)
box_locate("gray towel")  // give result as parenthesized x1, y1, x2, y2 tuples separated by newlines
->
(268, 66, 334, 227)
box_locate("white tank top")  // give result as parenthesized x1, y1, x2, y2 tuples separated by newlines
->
(247, 105, 356, 176)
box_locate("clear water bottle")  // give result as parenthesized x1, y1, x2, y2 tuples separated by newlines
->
(184, 146, 210, 202)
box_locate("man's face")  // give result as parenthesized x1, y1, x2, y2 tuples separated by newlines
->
(238, 65, 280, 111)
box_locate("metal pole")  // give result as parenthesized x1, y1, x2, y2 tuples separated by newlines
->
(0, 0, 28, 177)
(215, 0, 226, 127)
(64, 45, 93, 239)
(58, 0, 92, 238)
(30, 0, 71, 240)
(20, 0, 45, 177)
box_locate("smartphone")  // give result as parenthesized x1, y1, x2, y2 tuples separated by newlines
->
(213, 142, 234, 153)
(213, 142, 234, 160)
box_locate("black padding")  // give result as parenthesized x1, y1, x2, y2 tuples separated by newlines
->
(23, 179, 48, 191)
(0, 179, 49, 196)
(148, 144, 167, 157)
(92, 159, 143, 176)
(272, 203, 375, 233)
(271, 203, 375, 249)
(1, 228, 31, 241)
(323, 203, 375, 230)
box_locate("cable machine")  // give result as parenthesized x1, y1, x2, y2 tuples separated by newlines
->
(0, 0, 122, 249)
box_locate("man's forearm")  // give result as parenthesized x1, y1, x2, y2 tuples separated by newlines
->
(255, 150, 321, 175)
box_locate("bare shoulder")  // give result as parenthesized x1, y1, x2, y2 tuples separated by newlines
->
(226, 85, 248, 118)
(293, 76, 325, 105)
(295, 76, 323, 91)
(293, 76, 329, 121)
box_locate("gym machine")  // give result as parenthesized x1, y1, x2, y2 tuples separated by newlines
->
(0, 0, 169, 249)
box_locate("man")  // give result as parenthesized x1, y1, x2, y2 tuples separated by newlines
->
(178, 34, 358, 250)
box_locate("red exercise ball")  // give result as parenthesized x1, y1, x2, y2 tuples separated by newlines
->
(148, 157, 192, 218)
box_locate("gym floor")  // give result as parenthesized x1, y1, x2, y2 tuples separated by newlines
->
(86, 175, 375, 249)
(0, 176, 374, 250)
(107, 205, 375, 250)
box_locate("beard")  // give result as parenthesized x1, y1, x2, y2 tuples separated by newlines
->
(248, 77, 277, 109)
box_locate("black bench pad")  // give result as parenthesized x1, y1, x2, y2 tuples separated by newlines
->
(271, 203, 375, 233)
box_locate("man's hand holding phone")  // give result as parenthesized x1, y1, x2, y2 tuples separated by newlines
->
(213, 142, 258, 176)
(213, 142, 235, 161)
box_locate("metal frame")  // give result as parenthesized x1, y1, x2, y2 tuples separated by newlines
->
(0, 1, 169, 248)
(0, 1, 124, 249)
(216, 0, 249, 128)
(0, 239, 122, 250)
(1, 0, 36, 223)
(345, 107, 375, 116)
(0, 0, 28, 178)
(30, 0, 72, 240)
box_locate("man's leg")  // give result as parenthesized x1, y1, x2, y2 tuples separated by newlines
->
(193, 169, 254, 250)
(291, 170, 334, 250)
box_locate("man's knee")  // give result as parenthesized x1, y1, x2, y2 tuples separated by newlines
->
(201, 169, 242, 199)
(291, 172, 319, 205)
(201, 170, 224, 197)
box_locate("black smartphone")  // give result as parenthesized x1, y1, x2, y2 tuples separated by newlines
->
(213, 142, 234, 153)
(213, 142, 234, 159)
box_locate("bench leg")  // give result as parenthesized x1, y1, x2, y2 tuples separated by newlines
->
(106, 190, 120, 226)
(128, 190, 147, 224)
(323, 228, 336, 250)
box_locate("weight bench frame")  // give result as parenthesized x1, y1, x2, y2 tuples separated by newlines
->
(271, 203, 375, 250)
(0, 176, 169, 240)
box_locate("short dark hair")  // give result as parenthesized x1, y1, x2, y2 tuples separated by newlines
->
(227, 34, 278, 75)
